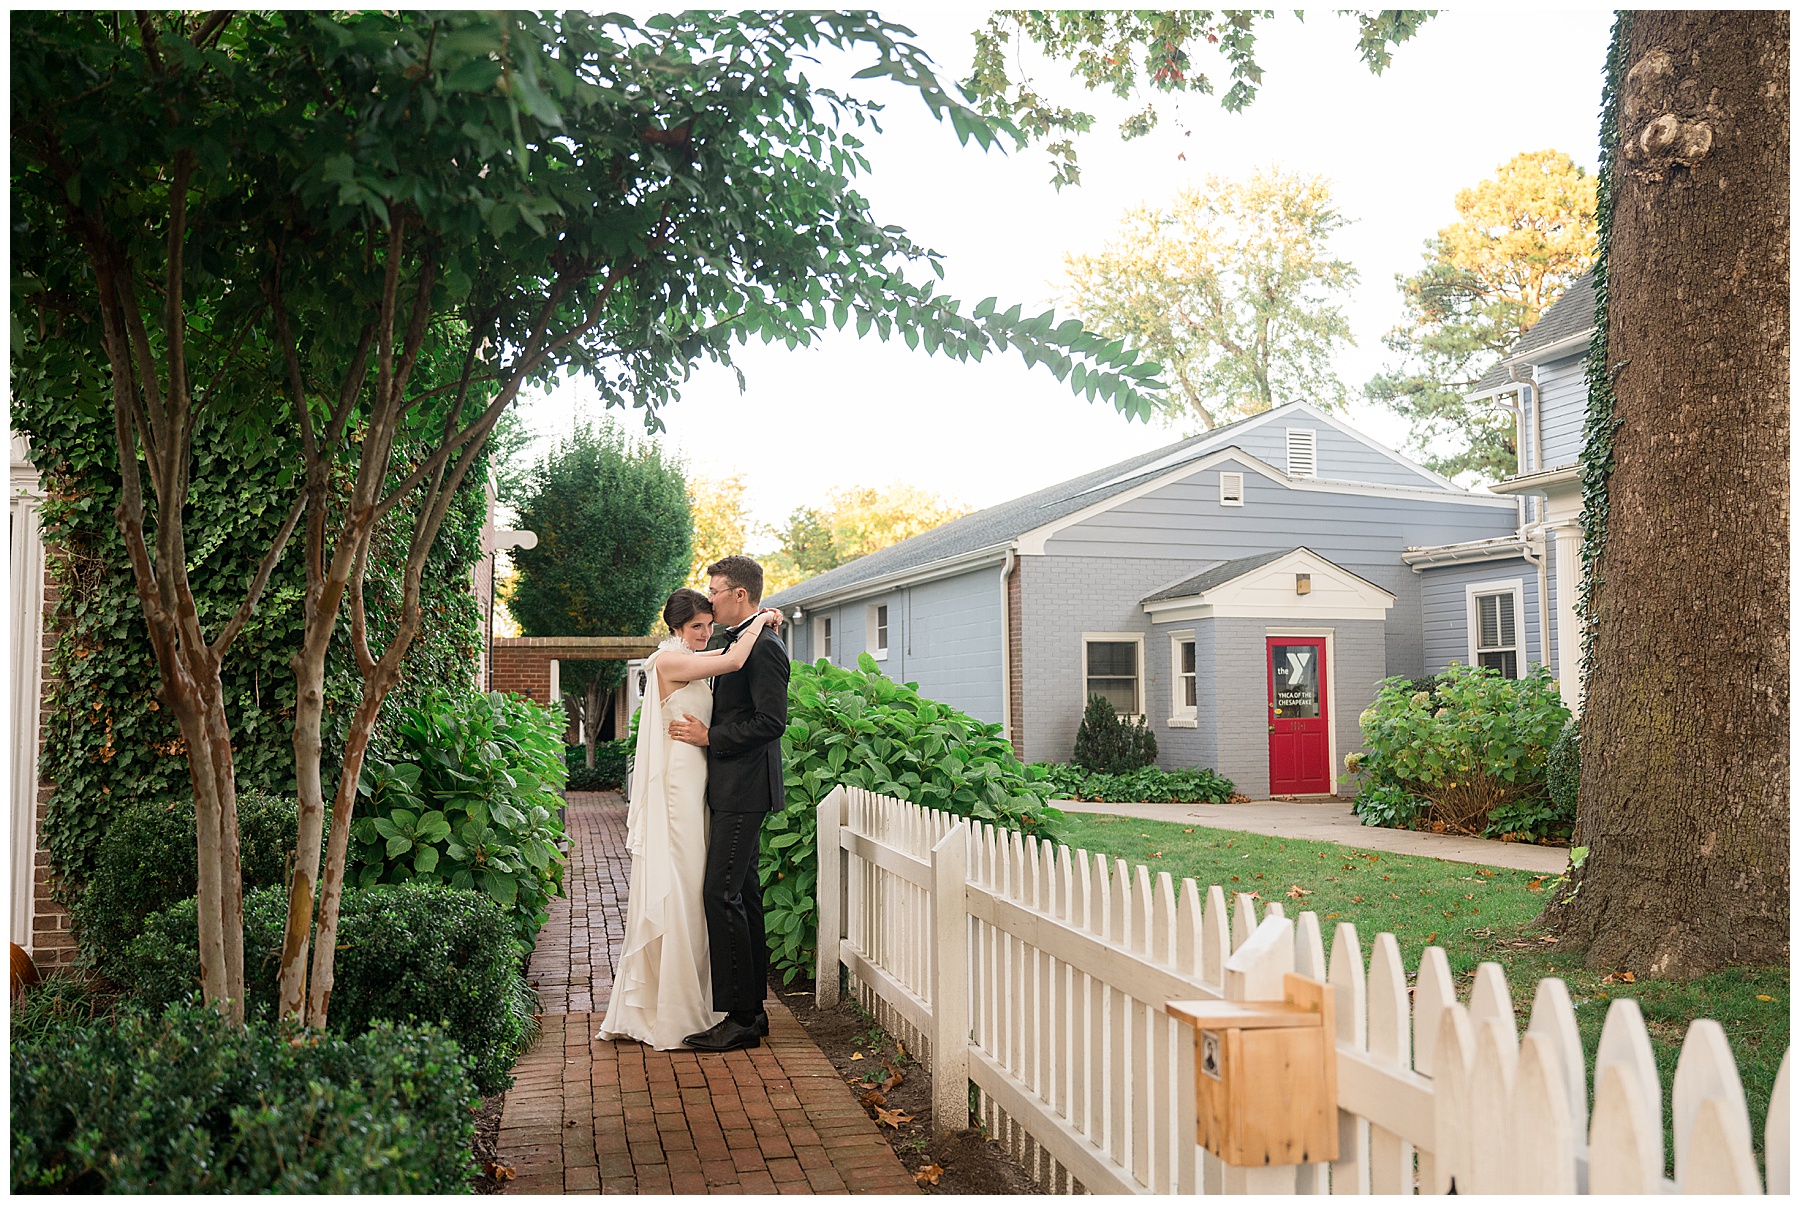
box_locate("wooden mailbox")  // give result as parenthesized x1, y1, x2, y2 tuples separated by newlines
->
(1166, 974, 1338, 1167)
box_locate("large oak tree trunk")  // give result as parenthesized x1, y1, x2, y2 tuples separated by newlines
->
(1555, 11, 1789, 976)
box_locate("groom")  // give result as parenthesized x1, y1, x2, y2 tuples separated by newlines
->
(668, 555, 789, 1052)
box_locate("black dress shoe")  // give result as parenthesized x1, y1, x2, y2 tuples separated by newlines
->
(683, 1017, 761, 1052)
(753, 1011, 769, 1037)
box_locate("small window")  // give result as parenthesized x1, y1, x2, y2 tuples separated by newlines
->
(818, 616, 833, 661)
(1474, 591, 1519, 678)
(865, 603, 889, 661)
(1219, 472, 1245, 506)
(1286, 428, 1318, 478)
(1083, 637, 1142, 717)
(1170, 636, 1198, 720)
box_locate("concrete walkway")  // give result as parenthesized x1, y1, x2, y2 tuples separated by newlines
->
(1056, 797, 1570, 875)
(497, 793, 919, 1195)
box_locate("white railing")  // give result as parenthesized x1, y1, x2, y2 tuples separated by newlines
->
(813, 785, 1791, 1195)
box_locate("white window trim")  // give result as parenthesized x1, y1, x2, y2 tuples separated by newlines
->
(865, 603, 889, 662)
(1219, 471, 1245, 506)
(1079, 631, 1146, 719)
(1265, 626, 1339, 796)
(1167, 629, 1197, 727)
(1464, 578, 1527, 679)
(815, 615, 833, 663)
(1286, 427, 1318, 478)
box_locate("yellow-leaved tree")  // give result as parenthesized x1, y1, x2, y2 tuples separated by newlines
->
(686, 474, 757, 589)
(1061, 166, 1359, 431)
(766, 483, 969, 591)
(1367, 149, 1598, 481)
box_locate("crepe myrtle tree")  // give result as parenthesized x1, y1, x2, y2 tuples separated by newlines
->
(12, 10, 1164, 1027)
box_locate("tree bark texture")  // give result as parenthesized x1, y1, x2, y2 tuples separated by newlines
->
(1559, 11, 1789, 975)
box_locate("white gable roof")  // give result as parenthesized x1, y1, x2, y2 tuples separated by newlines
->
(1141, 547, 1396, 623)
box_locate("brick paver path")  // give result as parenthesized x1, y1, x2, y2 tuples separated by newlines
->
(499, 792, 919, 1195)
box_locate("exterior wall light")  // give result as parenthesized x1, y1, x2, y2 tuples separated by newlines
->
(1296, 573, 1311, 596)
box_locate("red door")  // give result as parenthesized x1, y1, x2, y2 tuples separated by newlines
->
(1267, 638, 1331, 795)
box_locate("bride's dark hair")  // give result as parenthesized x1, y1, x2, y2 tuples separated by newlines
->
(662, 587, 712, 633)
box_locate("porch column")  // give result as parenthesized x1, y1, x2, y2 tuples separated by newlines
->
(1549, 522, 1584, 716)
(11, 438, 46, 952)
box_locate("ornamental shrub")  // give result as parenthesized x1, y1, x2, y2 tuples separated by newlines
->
(1546, 719, 1581, 815)
(1483, 718, 1581, 843)
(124, 883, 535, 1093)
(11, 999, 476, 1194)
(1349, 663, 1570, 834)
(72, 790, 322, 983)
(352, 689, 568, 949)
(1033, 762, 1236, 805)
(1071, 693, 1158, 774)
(565, 739, 630, 791)
(764, 654, 1065, 983)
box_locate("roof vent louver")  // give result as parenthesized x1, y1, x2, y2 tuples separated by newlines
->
(1286, 428, 1318, 478)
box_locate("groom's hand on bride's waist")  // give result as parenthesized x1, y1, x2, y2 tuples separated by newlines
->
(668, 714, 709, 747)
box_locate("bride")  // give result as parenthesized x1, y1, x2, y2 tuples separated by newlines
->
(597, 587, 780, 1049)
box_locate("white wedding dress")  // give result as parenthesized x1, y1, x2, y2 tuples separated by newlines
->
(596, 644, 726, 1049)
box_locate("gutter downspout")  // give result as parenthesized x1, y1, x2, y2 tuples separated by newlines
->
(1519, 525, 1552, 677)
(998, 546, 1016, 745)
(1509, 364, 1552, 676)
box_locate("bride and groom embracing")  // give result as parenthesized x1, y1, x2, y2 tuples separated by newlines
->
(597, 555, 791, 1053)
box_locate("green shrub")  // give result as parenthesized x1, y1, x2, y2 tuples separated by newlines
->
(1033, 762, 1237, 805)
(1547, 719, 1580, 814)
(765, 654, 1064, 982)
(124, 883, 534, 1093)
(11, 999, 476, 1193)
(72, 790, 320, 983)
(1348, 663, 1570, 834)
(565, 740, 629, 791)
(1071, 693, 1158, 774)
(353, 689, 567, 949)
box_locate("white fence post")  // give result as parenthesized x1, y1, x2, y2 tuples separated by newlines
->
(814, 786, 846, 1010)
(931, 821, 970, 1139)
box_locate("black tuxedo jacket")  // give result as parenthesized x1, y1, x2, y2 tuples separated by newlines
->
(705, 624, 789, 814)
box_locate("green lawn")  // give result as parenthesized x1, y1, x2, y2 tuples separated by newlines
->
(1060, 812, 1789, 1177)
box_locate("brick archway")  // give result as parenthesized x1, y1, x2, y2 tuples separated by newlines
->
(488, 636, 662, 707)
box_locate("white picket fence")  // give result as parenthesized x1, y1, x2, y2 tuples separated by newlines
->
(813, 785, 1791, 1195)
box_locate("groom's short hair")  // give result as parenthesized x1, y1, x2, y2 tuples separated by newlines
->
(707, 555, 764, 604)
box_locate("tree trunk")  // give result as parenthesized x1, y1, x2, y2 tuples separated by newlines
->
(1554, 11, 1789, 975)
(585, 678, 602, 768)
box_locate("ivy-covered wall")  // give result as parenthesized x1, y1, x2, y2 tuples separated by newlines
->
(15, 399, 484, 896)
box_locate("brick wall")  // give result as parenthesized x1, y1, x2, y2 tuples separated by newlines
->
(31, 568, 76, 969)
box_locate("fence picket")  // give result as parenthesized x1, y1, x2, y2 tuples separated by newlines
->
(1527, 977, 1588, 1142)
(1203, 885, 1229, 988)
(1039, 840, 1058, 1121)
(1175, 878, 1203, 1195)
(1768, 1048, 1791, 1194)
(1469, 1017, 1521, 1192)
(1363, 932, 1411, 1195)
(1068, 848, 1092, 1139)
(1232, 891, 1258, 950)
(1513, 1031, 1578, 1193)
(1329, 923, 1371, 1195)
(1151, 872, 1177, 1194)
(1129, 865, 1153, 1185)
(815, 787, 846, 1009)
(1108, 861, 1130, 1166)
(1296, 910, 1326, 981)
(1681, 1098, 1762, 1194)
(1589, 1060, 1661, 1193)
(1672, 1019, 1758, 1192)
(1413, 946, 1455, 1077)
(1595, 998, 1664, 1182)
(1010, 832, 1029, 1081)
(1430, 1003, 1476, 1194)
(1469, 962, 1514, 1035)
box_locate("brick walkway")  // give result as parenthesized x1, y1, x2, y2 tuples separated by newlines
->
(499, 793, 919, 1195)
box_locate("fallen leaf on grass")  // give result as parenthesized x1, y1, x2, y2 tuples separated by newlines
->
(1426, 932, 1438, 943)
(1526, 879, 1545, 892)
(1601, 971, 1637, 985)
(914, 1163, 945, 1186)
(1286, 885, 1311, 899)
(1757, 995, 1776, 1003)
(874, 1106, 914, 1129)
(487, 1163, 516, 1183)
(1540, 935, 1559, 943)
(1183, 828, 1194, 834)
(1350, 896, 1364, 903)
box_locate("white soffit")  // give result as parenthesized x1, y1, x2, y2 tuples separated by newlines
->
(1142, 548, 1396, 623)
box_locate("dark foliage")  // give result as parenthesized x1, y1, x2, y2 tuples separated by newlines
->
(72, 791, 322, 984)
(565, 740, 630, 792)
(1071, 693, 1159, 774)
(11, 999, 476, 1194)
(125, 884, 535, 1094)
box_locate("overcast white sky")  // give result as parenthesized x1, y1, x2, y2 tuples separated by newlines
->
(512, 6, 1616, 548)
